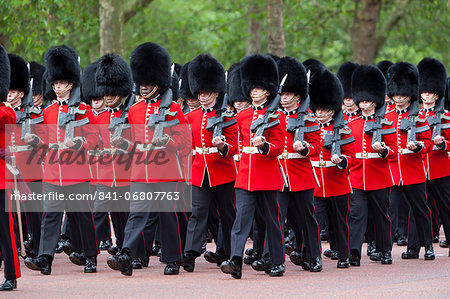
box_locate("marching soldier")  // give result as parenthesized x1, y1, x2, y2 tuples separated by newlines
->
(220, 54, 286, 279)
(276, 56, 322, 272)
(347, 65, 397, 266)
(182, 54, 237, 272)
(0, 45, 21, 292)
(385, 62, 435, 260)
(337, 62, 360, 122)
(309, 69, 355, 269)
(24, 45, 99, 274)
(417, 57, 449, 257)
(81, 61, 112, 252)
(106, 42, 186, 276)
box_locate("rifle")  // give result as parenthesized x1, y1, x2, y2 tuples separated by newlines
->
(109, 84, 137, 140)
(16, 74, 44, 141)
(323, 109, 355, 157)
(399, 100, 428, 144)
(425, 95, 450, 139)
(364, 100, 396, 146)
(57, 86, 90, 144)
(286, 93, 319, 146)
(251, 74, 288, 137)
(206, 72, 237, 139)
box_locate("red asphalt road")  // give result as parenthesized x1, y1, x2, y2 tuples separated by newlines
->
(6, 236, 450, 299)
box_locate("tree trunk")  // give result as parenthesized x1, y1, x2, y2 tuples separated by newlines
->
(351, 0, 381, 64)
(246, 1, 263, 55)
(266, 0, 286, 57)
(99, 0, 124, 56)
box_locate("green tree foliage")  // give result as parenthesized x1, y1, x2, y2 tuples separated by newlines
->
(1, 0, 448, 72)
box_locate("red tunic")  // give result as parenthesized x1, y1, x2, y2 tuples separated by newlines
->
(94, 107, 133, 187)
(421, 108, 450, 180)
(42, 101, 99, 186)
(347, 115, 398, 191)
(385, 108, 433, 186)
(1, 103, 17, 189)
(186, 108, 237, 187)
(127, 99, 187, 183)
(279, 111, 320, 192)
(234, 105, 285, 191)
(7, 106, 44, 182)
(312, 121, 355, 198)
(344, 110, 360, 123)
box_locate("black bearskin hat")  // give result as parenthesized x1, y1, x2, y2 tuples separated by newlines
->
(171, 70, 180, 101)
(8, 54, 29, 94)
(188, 53, 225, 96)
(376, 60, 393, 79)
(417, 57, 447, 99)
(351, 65, 386, 108)
(179, 62, 195, 100)
(41, 70, 56, 103)
(96, 53, 132, 98)
(277, 56, 308, 100)
(309, 69, 343, 113)
(130, 42, 171, 92)
(387, 62, 419, 102)
(81, 61, 102, 102)
(337, 62, 359, 99)
(302, 58, 327, 82)
(228, 63, 250, 103)
(30, 61, 45, 95)
(44, 45, 80, 87)
(240, 54, 279, 101)
(0, 46, 10, 102)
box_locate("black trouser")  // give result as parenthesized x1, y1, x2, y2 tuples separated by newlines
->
(389, 186, 409, 238)
(39, 182, 99, 259)
(426, 181, 441, 239)
(25, 180, 43, 255)
(396, 183, 433, 252)
(94, 184, 130, 248)
(185, 179, 235, 257)
(427, 176, 450, 243)
(316, 194, 350, 259)
(207, 202, 220, 244)
(315, 196, 335, 250)
(122, 182, 183, 263)
(230, 189, 284, 266)
(350, 188, 392, 258)
(91, 184, 111, 243)
(0, 190, 20, 280)
(279, 189, 321, 258)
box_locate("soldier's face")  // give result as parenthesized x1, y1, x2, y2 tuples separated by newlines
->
(421, 92, 438, 105)
(33, 93, 43, 107)
(104, 95, 121, 108)
(385, 94, 392, 103)
(343, 98, 356, 108)
(250, 88, 269, 105)
(393, 95, 410, 108)
(91, 98, 106, 111)
(234, 101, 250, 112)
(53, 80, 71, 94)
(7, 89, 24, 107)
(359, 101, 376, 113)
(140, 85, 157, 98)
(315, 107, 334, 123)
(186, 98, 200, 109)
(198, 91, 218, 109)
(280, 92, 299, 109)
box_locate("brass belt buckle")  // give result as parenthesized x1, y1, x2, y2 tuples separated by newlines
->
(281, 152, 288, 159)
(203, 147, 209, 154)
(319, 160, 326, 167)
(362, 152, 368, 159)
